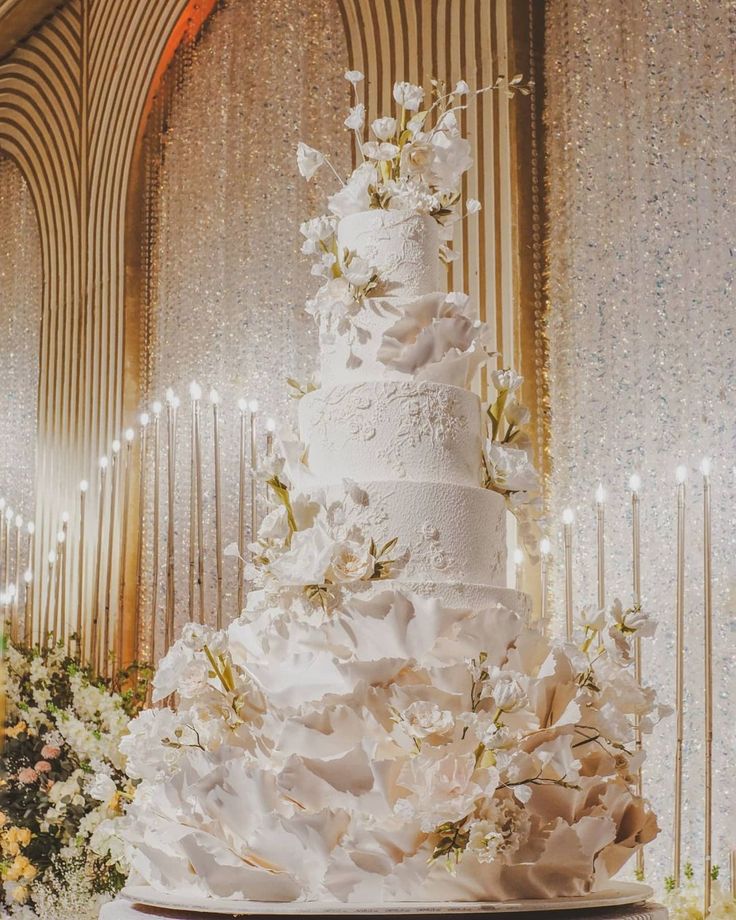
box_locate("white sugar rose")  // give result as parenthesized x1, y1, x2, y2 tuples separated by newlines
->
(259, 505, 291, 542)
(399, 139, 434, 176)
(344, 103, 365, 130)
(425, 113, 473, 191)
(371, 116, 397, 141)
(345, 69, 364, 85)
(328, 161, 378, 218)
(296, 142, 325, 180)
(505, 399, 530, 426)
(393, 80, 425, 111)
(489, 674, 527, 713)
(454, 79, 470, 96)
(328, 540, 374, 582)
(468, 819, 503, 862)
(466, 197, 482, 213)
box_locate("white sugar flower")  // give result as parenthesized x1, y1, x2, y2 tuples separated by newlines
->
(402, 700, 454, 740)
(299, 214, 336, 242)
(577, 605, 606, 632)
(371, 116, 397, 141)
(88, 772, 117, 804)
(468, 819, 503, 862)
(611, 599, 656, 637)
(491, 367, 523, 392)
(268, 524, 336, 585)
(505, 399, 530, 426)
(362, 141, 400, 161)
(296, 142, 326, 180)
(490, 674, 527, 713)
(393, 80, 425, 111)
(454, 79, 470, 96)
(466, 197, 482, 213)
(328, 539, 375, 582)
(484, 442, 539, 493)
(345, 69, 364, 85)
(259, 505, 291, 542)
(344, 103, 365, 131)
(341, 254, 375, 288)
(328, 161, 377, 217)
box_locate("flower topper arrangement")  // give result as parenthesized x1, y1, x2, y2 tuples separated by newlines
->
(298, 72, 531, 264)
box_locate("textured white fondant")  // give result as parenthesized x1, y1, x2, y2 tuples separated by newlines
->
(326, 480, 506, 587)
(300, 380, 483, 487)
(337, 210, 440, 298)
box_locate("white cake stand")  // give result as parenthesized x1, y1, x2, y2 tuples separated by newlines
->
(101, 882, 666, 919)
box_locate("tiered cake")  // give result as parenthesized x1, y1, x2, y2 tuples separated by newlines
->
(113, 77, 663, 910)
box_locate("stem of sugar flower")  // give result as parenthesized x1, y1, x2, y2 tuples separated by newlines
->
(203, 645, 234, 694)
(322, 155, 346, 187)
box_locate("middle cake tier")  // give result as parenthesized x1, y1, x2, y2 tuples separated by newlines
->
(299, 379, 483, 487)
(323, 480, 507, 588)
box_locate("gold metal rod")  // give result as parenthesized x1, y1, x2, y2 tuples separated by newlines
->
(673, 477, 685, 887)
(249, 407, 258, 546)
(632, 488, 644, 878)
(103, 450, 120, 678)
(188, 397, 197, 623)
(194, 400, 206, 625)
(90, 460, 108, 676)
(596, 496, 605, 609)
(165, 399, 178, 654)
(133, 421, 148, 661)
(76, 486, 87, 661)
(212, 397, 224, 630)
(150, 411, 161, 664)
(703, 467, 713, 915)
(237, 404, 247, 615)
(116, 436, 134, 672)
(563, 517, 573, 640)
(23, 525, 34, 647)
(11, 522, 21, 643)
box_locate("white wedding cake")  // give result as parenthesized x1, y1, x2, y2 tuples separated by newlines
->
(111, 76, 665, 910)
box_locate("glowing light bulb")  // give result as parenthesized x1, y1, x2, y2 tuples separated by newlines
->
(112, 439, 121, 454)
(80, 479, 89, 493)
(48, 550, 57, 565)
(139, 412, 150, 427)
(237, 398, 248, 414)
(266, 417, 276, 433)
(629, 473, 641, 493)
(14, 515, 22, 529)
(165, 387, 175, 404)
(26, 522, 35, 535)
(209, 388, 220, 405)
(5, 508, 13, 521)
(562, 508, 574, 526)
(676, 465, 687, 484)
(248, 399, 259, 413)
(57, 530, 65, 544)
(152, 401, 162, 416)
(700, 457, 712, 477)
(513, 547, 524, 566)
(540, 537, 551, 556)
(189, 380, 202, 401)
(125, 428, 135, 442)
(61, 511, 70, 524)
(23, 569, 32, 584)
(100, 455, 109, 470)
(595, 483, 606, 505)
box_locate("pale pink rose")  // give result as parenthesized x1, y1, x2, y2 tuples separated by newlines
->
(34, 761, 52, 773)
(17, 768, 38, 784)
(40, 745, 61, 760)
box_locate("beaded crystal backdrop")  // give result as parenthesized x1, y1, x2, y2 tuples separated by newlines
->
(138, 0, 350, 654)
(0, 156, 40, 515)
(545, 0, 736, 885)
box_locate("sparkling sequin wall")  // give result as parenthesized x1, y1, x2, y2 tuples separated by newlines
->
(545, 0, 736, 884)
(0, 157, 40, 516)
(139, 0, 350, 653)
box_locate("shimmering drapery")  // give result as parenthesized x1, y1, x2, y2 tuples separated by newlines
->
(138, 0, 350, 650)
(0, 157, 40, 517)
(545, 0, 736, 883)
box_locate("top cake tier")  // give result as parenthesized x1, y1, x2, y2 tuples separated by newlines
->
(337, 209, 441, 300)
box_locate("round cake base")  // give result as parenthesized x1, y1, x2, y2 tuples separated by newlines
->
(102, 883, 666, 919)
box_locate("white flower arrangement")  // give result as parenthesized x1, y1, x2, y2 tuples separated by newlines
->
(116, 591, 667, 901)
(0, 641, 144, 916)
(482, 366, 542, 550)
